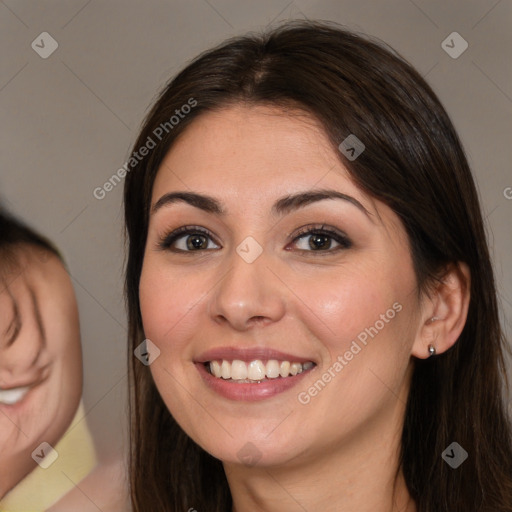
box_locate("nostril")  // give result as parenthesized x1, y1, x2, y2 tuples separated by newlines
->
(246, 316, 272, 329)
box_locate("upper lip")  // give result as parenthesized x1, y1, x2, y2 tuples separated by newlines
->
(0, 366, 50, 390)
(195, 347, 316, 364)
(0, 380, 38, 391)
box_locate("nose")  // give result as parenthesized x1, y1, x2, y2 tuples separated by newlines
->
(208, 247, 286, 331)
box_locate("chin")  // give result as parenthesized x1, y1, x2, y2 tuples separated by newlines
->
(196, 430, 304, 468)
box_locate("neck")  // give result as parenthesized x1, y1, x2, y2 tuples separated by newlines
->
(224, 386, 416, 512)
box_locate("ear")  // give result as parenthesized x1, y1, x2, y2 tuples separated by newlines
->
(411, 262, 471, 359)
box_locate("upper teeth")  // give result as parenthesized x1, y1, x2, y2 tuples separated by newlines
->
(208, 360, 314, 381)
(0, 386, 30, 405)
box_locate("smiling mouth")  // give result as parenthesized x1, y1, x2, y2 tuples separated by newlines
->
(205, 359, 316, 383)
(0, 386, 31, 405)
(0, 367, 50, 406)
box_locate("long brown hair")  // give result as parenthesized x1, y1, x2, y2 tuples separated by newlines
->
(124, 20, 512, 511)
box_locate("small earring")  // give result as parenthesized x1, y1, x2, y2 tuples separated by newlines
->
(428, 344, 436, 357)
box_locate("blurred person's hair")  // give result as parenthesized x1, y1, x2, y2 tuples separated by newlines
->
(0, 206, 62, 281)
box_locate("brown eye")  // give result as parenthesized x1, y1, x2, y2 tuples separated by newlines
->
(159, 226, 220, 252)
(186, 234, 209, 250)
(290, 225, 352, 253)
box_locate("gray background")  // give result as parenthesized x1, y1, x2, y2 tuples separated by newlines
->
(1, 0, 511, 461)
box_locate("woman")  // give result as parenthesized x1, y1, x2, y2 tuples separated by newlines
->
(123, 20, 512, 511)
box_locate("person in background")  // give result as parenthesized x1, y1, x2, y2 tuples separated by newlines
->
(0, 208, 97, 511)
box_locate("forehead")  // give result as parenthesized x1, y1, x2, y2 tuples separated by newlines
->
(152, 104, 372, 213)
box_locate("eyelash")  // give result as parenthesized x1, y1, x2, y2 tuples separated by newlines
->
(157, 224, 352, 255)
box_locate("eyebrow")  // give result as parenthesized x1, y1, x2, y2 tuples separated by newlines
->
(151, 189, 371, 218)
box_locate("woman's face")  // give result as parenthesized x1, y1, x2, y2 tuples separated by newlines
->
(139, 105, 424, 467)
(0, 248, 82, 486)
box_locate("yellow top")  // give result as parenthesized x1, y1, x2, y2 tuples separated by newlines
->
(0, 402, 97, 512)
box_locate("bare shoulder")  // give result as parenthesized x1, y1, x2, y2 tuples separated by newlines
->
(46, 457, 131, 512)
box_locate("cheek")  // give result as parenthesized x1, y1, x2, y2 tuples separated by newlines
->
(288, 275, 413, 433)
(48, 317, 83, 398)
(289, 264, 418, 420)
(139, 260, 204, 354)
(290, 265, 406, 358)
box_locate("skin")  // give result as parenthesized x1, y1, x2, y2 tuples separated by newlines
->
(47, 456, 130, 512)
(0, 247, 83, 499)
(139, 105, 470, 512)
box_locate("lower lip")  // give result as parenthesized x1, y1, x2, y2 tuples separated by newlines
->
(195, 362, 315, 401)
